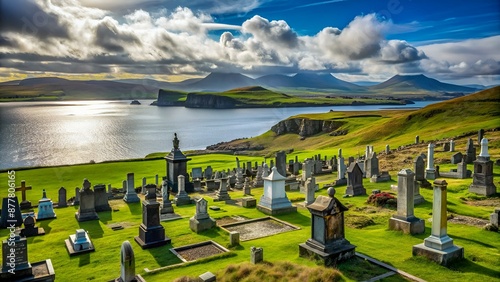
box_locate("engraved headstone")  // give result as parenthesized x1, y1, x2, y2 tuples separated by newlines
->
(58, 187, 67, 208)
(123, 173, 140, 203)
(75, 179, 99, 222)
(189, 198, 216, 233)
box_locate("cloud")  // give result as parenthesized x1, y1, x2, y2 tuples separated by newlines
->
(242, 15, 299, 48)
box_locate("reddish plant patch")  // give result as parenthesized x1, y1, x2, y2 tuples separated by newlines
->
(367, 192, 397, 208)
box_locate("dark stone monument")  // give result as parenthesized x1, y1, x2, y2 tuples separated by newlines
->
(0, 197, 23, 228)
(75, 179, 99, 222)
(478, 129, 485, 144)
(1, 235, 55, 281)
(57, 187, 67, 208)
(74, 187, 80, 205)
(465, 138, 476, 164)
(20, 216, 45, 237)
(365, 152, 379, 178)
(299, 187, 356, 266)
(165, 133, 193, 193)
(451, 152, 463, 164)
(250, 247, 263, 264)
(469, 138, 497, 196)
(94, 184, 111, 212)
(15, 180, 32, 210)
(346, 163, 366, 196)
(414, 156, 431, 188)
(135, 184, 171, 249)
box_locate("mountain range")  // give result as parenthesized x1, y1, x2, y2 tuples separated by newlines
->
(0, 72, 485, 101)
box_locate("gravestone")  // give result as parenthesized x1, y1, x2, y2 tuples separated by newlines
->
(165, 133, 193, 193)
(229, 231, 240, 247)
(94, 184, 111, 212)
(304, 177, 316, 205)
(155, 174, 159, 186)
(1, 236, 32, 279)
(413, 180, 464, 266)
(257, 167, 296, 215)
(122, 180, 127, 193)
(65, 229, 95, 255)
(465, 138, 476, 164)
(302, 159, 313, 182)
(346, 163, 366, 196)
(213, 178, 231, 201)
(57, 187, 67, 208)
(243, 177, 251, 195)
(174, 175, 192, 206)
(385, 144, 390, 154)
(425, 143, 436, 180)
(15, 180, 32, 210)
(199, 272, 216, 282)
(0, 196, 23, 228)
(192, 167, 203, 180)
(414, 180, 425, 205)
(469, 138, 497, 196)
(299, 187, 356, 266)
(442, 142, 450, 151)
(116, 241, 146, 282)
(478, 129, 484, 144)
(75, 179, 99, 222)
(250, 247, 263, 264)
(204, 166, 213, 180)
(389, 169, 425, 234)
(135, 185, 171, 249)
(160, 178, 174, 214)
(74, 187, 80, 205)
(365, 152, 379, 178)
(490, 208, 500, 228)
(262, 163, 270, 178)
(141, 177, 147, 194)
(314, 159, 323, 175)
(337, 150, 346, 180)
(37, 190, 56, 220)
(451, 152, 463, 164)
(189, 198, 216, 233)
(246, 161, 253, 176)
(449, 140, 455, 152)
(415, 135, 419, 144)
(20, 216, 45, 237)
(234, 169, 244, 190)
(123, 173, 140, 203)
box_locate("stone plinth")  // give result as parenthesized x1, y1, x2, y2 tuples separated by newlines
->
(123, 173, 140, 203)
(65, 229, 95, 256)
(257, 167, 296, 215)
(135, 186, 171, 249)
(213, 178, 231, 202)
(174, 175, 192, 206)
(242, 197, 256, 208)
(469, 138, 496, 196)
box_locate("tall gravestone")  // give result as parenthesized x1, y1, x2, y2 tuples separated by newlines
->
(189, 198, 216, 233)
(116, 241, 145, 282)
(213, 178, 231, 202)
(346, 163, 366, 196)
(337, 149, 346, 181)
(123, 173, 140, 203)
(135, 185, 171, 249)
(75, 179, 99, 222)
(449, 140, 455, 152)
(165, 133, 193, 193)
(276, 151, 288, 177)
(425, 143, 436, 180)
(0, 196, 23, 228)
(58, 187, 67, 208)
(253, 166, 264, 187)
(365, 152, 379, 178)
(304, 177, 316, 205)
(465, 138, 476, 164)
(174, 175, 192, 206)
(469, 138, 496, 196)
(413, 180, 464, 266)
(243, 177, 251, 195)
(257, 167, 296, 215)
(161, 178, 174, 214)
(74, 187, 80, 205)
(37, 190, 56, 220)
(94, 184, 111, 212)
(299, 187, 356, 266)
(389, 169, 425, 234)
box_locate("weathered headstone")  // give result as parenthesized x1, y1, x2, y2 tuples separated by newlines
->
(213, 178, 231, 201)
(117, 241, 146, 282)
(75, 179, 99, 222)
(302, 159, 313, 182)
(204, 166, 213, 180)
(425, 143, 436, 180)
(0, 197, 23, 228)
(174, 175, 191, 206)
(490, 208, 500, 228)
(15, 180, 32, 210)
(20, 216, 45, 237)
(385, 144, 390, 155)
(413, 180, 464, 266)
(94, 184, 111, 212)
(304, 177, 316, 205)
(299, 187, 356, 266)
(229, 231, 240, 247)
(250, 247, 263, 264)
(257, 167, 296, 215)
(141, 177, 147, 194)
(37, 190, 56, 220)
(74, 187, 80, 205)
(160, 178, 174, 214)
(1, 236, 32, 278)
(415, 135, 419, 144)
(465, 138, 476, 164)
(189, 198, 216, 233)
(442, 142, 450, 151)
(135, 185, 171, 249)
(65, 229, 95, 255)
(365, 152, 379, 178)
(389, 169, 425, 234)
(122, 180, 127, 193)
(449, 140, 455, 152)
(337, 149, 346, 180)
(199, 272, 216, 282)
(123, 173, 140, 203)
(234, 168, 244, 190)
(243, 177, 251, 195)
(451, 152, 463, 164)
(57, 187, 67, 208)
(469, 138, 497, 196)
(346, 163, 366, 196)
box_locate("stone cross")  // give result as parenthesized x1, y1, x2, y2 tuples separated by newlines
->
(15, 180, 32, 203)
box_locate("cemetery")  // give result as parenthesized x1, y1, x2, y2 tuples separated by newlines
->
(1, 91, 499, 281)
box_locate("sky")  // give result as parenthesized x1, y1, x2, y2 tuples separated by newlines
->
(0, 0, 499, 85)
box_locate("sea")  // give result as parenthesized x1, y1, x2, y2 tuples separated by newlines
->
(0, 100, 440, 170)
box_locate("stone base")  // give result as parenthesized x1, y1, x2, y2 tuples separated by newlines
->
(123, 193, 140, 203)
(389, 216, 425, 235)
(160, 204, 174, 214)
(414, 194, 425, 205)
(160, 213, 182, 222)
(134, 235, 171, 250)
(115, 274, 146, 282)
(135, 224, 171, 249)
(213, 192, 231, 202)
(37, 214, 57, 221)
(20, 227, 46, 237)
(256, 204, 297, 215)
(345, 185, 366, 196)
(0, 259, 55, 282)
(65, 239, 95, 256)
(469, 184, 497, 197)
(75, 211, 99, 222)
(333, 178, 347, 187)
(412, 243, 464, 266)
(299, 242, 356, 266)
(242, 197, 256, 208)
(189, 217, 216, 233)
(174, 197, 192, 206)
(20, 201, 32, 210)
(425, 169, 436, 180)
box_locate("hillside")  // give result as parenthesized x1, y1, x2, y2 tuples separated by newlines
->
(370, 74, 477, 95)
(206, 86, 500, 153)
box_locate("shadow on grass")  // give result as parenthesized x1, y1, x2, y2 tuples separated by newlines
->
(98, 210, 112, 224)
(449, 258, 500, 279)
(449, 233, 496, 249)
(37, 218, 54, 234)
(78, 252, 91, 267)
(146, 243, 183, 266)
(78, 219, 104, 239)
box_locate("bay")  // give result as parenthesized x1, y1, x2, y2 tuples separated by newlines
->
(0, 100, 439, 170)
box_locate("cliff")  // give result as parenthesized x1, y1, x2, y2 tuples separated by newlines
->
(185, 93, 238, 108)
(271, 118, 347, 137)
(156, 89, 186, 106)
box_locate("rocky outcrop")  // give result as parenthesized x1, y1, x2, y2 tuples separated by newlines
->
(185, 93, 238, 108)
(271, 118, 346, 136)
(156, 89, 185, 106)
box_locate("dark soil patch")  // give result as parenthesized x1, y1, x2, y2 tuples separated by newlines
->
(176, 244, 225, 261)
(448, 214, 489, 227)
(463, 197, 500, 207)
(216, 215, 248, 226)
(222, 218, 298, 241)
